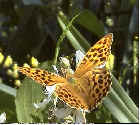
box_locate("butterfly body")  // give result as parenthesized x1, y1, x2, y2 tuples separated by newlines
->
(18, 33, 113, 112)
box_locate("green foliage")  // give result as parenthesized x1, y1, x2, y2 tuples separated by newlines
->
(0, 0, 138, 123)
(15, 78, 45, 123)
(0, 84, 17, 123)
(76, 10, 104, 36)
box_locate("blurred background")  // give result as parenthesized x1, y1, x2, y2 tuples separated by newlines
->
(0, 0, 138, 123)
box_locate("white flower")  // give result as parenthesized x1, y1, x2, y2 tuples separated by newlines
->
(0, 112, 6, 123)
(52, 65, 59, 74)
(72, 110, 86, 124)
(55, 106, 86, 124)
(34, 85, 56, 109)
(59, 57, 71, 68)
(75, 50, 85, 66)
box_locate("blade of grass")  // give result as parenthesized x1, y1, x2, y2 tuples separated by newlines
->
(53, 12, 81, 65)
(111, 75, 138, 119)
(57, 11, 86, 54)
(104, 87, 138, 123)
(69, 26, 90, 51)
(0, 83, 16, 97)
(0, 84, 17, 122)
(58, 11, 91, 51)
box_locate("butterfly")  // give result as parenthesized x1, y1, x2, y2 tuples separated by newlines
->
(18, 33, 113, 112)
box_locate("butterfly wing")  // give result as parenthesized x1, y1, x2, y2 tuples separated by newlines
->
(74, 33, 113, 77)
(79, 68, 112, 111)
(18, 67, 66, 86)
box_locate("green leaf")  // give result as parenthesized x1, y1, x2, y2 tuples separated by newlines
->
(76, 10, 104, 36)
(111, 75, 138, 119)
(15, 78, 46, 123)
(23, 0, 43, 5)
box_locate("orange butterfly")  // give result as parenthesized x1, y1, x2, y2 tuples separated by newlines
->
(18, 33, 113, 111)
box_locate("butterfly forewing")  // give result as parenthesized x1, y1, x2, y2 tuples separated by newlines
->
(74, 33, 113, 78)
(18, 67, 66, 86)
